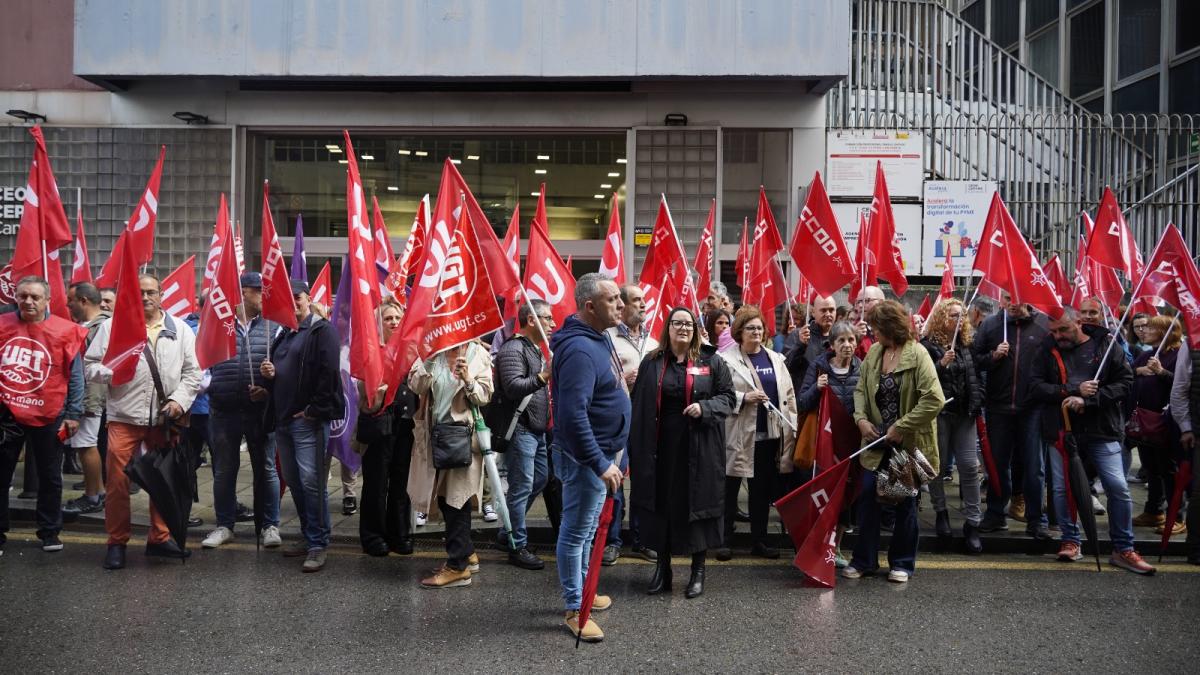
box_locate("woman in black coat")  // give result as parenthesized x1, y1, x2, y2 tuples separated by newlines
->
(629, 307, 736, 599)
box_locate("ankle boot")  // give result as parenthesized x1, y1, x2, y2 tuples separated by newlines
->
(647, 555, 672, 594)
(963, 521, 983, 555)
(685, 552, 705, 599)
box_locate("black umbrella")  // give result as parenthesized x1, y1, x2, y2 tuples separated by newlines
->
(1057, 401, 1102, 572)
(124, 434, 193, 558)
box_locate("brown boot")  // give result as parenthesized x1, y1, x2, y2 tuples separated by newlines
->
(1008, 494, 1027, 523)
(564, 611, 604, 642)
(1133, 512, 1166, 527)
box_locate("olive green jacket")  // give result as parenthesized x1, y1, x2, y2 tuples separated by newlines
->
(853, 340, 946, 473)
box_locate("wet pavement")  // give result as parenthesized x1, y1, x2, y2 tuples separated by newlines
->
(1, 528, 1198, 673)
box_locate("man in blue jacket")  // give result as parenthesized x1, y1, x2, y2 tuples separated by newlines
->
(550, 273, 629, 643)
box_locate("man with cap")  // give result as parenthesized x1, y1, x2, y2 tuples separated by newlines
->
(260, 278, 343, 573)
(200, 272, 284, 549)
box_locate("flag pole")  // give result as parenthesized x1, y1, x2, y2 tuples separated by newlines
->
(1151, 313, 1178, 361)
(949, 270, 979, 348)
(1092, 229, 1167, 379)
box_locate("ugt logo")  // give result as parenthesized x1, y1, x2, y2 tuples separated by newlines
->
(0, 337, 53, 395)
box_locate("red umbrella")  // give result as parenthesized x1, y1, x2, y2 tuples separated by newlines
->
(1159, 459, 1192, 562)
(576, 491, 616, 648)
(975, 417, 1001, 489)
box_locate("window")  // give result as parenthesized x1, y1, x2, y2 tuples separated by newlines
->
(1029, 29, 1060, 86)
(1118, 0, 1161, 79)
(1113, 75, 1160, 113)
(1069, 3, 1106, 97)
(991, 0, 1020, 48)
(720, 129, 789, 300)
(962, 1, 985, 33)
(1178, 1, 1200, 55)
(1169, 58, 1200, 113)
(1027, 0, 1059, 32)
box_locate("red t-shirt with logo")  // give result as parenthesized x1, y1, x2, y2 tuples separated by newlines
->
(0, 313, 88, 427)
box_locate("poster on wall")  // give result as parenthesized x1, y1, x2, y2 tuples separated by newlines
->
(831, 202, 923, 281)
(826, 130, 925, 198)
(920, 180, 998, 276)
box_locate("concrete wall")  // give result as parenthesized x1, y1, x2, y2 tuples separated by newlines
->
(0, 0, 101, 91)
(74, 0, 848, 80)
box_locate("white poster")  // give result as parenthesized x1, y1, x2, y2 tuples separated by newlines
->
(921, 180, 998, 276)
(831, 202, 923, 280)
(826, 130, 925, 198)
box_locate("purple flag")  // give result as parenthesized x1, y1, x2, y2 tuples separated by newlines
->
(328, 258, 361, 473)
(290, 214, 308, 282)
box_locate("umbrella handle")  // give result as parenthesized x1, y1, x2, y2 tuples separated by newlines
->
(1060, 400, 1074, 433)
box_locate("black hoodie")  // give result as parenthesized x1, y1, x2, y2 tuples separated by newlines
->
(1029, 322, 1133, 442)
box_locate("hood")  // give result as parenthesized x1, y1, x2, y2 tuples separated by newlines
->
(549, 315, 608, 352)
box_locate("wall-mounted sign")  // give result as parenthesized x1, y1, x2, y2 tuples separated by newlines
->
(0, 186, 26, 236)
(921, 180, 998, 276)
(826, 130, 924, 199)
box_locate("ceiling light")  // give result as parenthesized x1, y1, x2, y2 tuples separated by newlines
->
(530, 191, 541, 197)
(397, 149, 411, 155)
(593, 194, 605, 199)
(326, 145, 342, 153)
(467, 155, 480, 161)
(451, 158, 461, 164)
(616, 158, 627, 164)
(338, 159, 348, 164)
(537, 154, 550, 160)
(361, 154, 374, 160)
(607, 172, 620, 177)
(600, 183, 612, 189)
(415, 150, 429, 157)
(387, 186, 399, 191)
(535, 169, 547, 175)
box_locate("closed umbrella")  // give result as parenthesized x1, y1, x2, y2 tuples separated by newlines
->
(1159, 459, 1192, 562)
(974, 417, 1001, 489)
(471, 406, 515, 551)
(1057, 402, 1102, 572)
(124, 438, 193, 559)
(576, 488, 617, 649)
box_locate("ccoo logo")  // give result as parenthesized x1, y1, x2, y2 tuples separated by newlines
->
(0, 337, 53, 395)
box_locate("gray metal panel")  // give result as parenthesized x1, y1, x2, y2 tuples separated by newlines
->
(74, 0, 849, 79)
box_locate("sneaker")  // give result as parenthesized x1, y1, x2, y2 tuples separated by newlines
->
(342, 496, 358, 516)
(1056, 542, 1083, 562)
(1109, 549, 1155, 575)
(1133, 512, 1166, 527)
(841, 565, 863, 579)
(508, 547, 545, 570)
(1007, 494, 1027, 523)
(834, 554, 850, 569)
(201, 527, 234, 549)
(187, 516, 203, 527)
(887, 569, 910, 583)
(564, 611, 603, 642)
(1154, 521, 1187, 537)
(63, 494, 104, 515)
(421, 566, 471, 588)
(631, 545, 658, 562)
(482, 503, 498, 522)
(261, 525, 282, 548)
(415, 512, 427, 527)
(1091, 495, 1106, 516)
(1027, 523, 1052, 540)
(41, 534, 64, 552)
(601, 544, 620, 566)
(283, 541, 309, 558)
(302, 548, 326, 573)
(468, 552, 481, 573)
(592, 594, 612, 611)
(977, 515, 1009, 533)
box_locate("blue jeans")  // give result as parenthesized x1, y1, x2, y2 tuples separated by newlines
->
(276, 417, 331, 550)
(498, 427, 548, 550)
(984, 409, 1048, 529)
(209, 409, 280, 530)
(850, 469, 919, 573)
(1050, 438, 1135, 551)
(554, 445, 608, 611)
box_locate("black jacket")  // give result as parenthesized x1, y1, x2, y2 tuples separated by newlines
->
(972, 309, 1050, 412)
(267, 314, 344, 422)
(495, 334, 549, 433)
(628, 345, 736, 521)
(796, 351, 860, 414)
(1029, 323, 1133, 442)
(208, 316, 278, 412)
(785, 320, 831, 390)
(922, 336, 984, 417)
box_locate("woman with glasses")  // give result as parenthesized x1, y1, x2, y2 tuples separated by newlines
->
(629, 307, 735, 598)
(1130, 314, 1184, 535)
(843, 300, 944, 583)
(716, 306, 798, 560)
(920, 298, 985, 553)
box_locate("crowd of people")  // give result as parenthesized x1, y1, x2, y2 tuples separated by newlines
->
(3, 268, 1198, 643)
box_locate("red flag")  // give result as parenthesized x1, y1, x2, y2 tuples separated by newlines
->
(974, 192, 1063, 319)
(45, 248, 69, 320)
(775, 458, 853, 588)
(866, 162, 908, 295)
(1087, 186, 1143, 280)
(639, 279, 667, 340)
(849, 212, 878, 302)
(370, 195, 394, 306)
(790, 172, 857, 297)
(443, 160, 521, 297)
(1140, 225, 1200, 349)
(260, 182, 298, 330)
(310, 261, 332, 308)
(747, 257, 788, 335)
(531, 185, 551, 239)
(199, 197, 232, 296)
(599, 194, 627, 285)
(639, 195, 689, 289)
(939, 245, 955, 300)
(499, 203, 523, 324)
(693, 199, 716, 300)
(70, 210, 93, 285)
(750, 187, 786, 281)
(916, 294, 932, 321)
(736, 218, 751, 289)
(524, 218, 577, 327)
(794, 274, 816, 306)
(101, 237, 147, 385)
(195, 195, 242, 370)
(11, 126, 72, 281)
(1077, 213, 1124, 312)
(393, 194, 430, 293)
(125, 146, 166, 266)
(1042, 255, 1068, 304)
(159, 255, 197, 318)
(814, 387, 860, 470)
(343, 131, 384, 407)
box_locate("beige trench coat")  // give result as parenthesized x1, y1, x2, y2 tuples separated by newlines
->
(406, 341, 494, 516)
(718, 344, 798, 478)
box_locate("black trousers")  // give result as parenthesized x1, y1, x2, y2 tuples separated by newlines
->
(359, 419, 414, 552)
(724, 439, 780, 545)
(1, 423, 64, 542)
(438, 495, 474, 571)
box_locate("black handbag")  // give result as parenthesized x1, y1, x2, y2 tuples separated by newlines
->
(431, 421, 473, 470)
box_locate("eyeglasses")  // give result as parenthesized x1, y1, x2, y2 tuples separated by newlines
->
(670, 320, 694, 329)
(1133, 324, 1148, 331)
(537, 315, 555, 323)
(743, 325, 765, 333)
